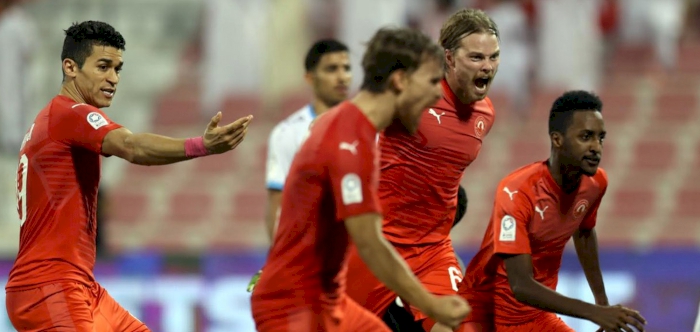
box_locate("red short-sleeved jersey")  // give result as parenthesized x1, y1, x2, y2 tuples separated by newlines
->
(460, 161, 608, 324)
(7, 95, 122, 290)
(251, 101, 381, 321)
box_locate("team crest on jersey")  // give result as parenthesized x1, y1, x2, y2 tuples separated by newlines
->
(573, 199, 589, 220)
(87, 112, 108, 130)
(474, 116, 487, 138)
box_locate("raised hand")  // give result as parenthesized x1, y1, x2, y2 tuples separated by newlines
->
(203, 113, 253, 154)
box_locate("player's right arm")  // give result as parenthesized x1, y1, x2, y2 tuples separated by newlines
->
(345, 215, 469, 328)
(332, 131, 469, 329)
(494, 184, 645, 331)
(101, 112, 251, 165)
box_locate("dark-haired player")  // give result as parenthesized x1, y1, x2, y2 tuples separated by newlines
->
(251, 27, 470, 332)
(458, 91, 646, 332)
(5, 20, 252, 332)
(264, 38, 351, 241)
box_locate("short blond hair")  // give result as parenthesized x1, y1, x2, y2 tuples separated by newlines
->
(439, 9, 499, 52)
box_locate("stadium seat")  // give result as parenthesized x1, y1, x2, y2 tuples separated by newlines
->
(109, 191, 149, 224)
(165, 192, 214, 223)
(630, 140, 677, 171)
(192, 152, 239, 174)
(609, 188, 656, 219)
(653, 91, 698, 123)
(230, 191, 267, 222)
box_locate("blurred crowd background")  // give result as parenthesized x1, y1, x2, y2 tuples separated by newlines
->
(1, 0, 699, 331)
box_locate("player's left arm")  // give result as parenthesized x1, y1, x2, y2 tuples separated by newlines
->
(573, 170, 609, 305)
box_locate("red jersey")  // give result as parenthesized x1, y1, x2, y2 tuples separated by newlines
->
(380, 79, 495, 244)
(6, 95, 122, 290)
(460, 161, 608, 325)
(251, 102, 381, 320)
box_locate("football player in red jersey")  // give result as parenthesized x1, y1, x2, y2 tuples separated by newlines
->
(251, 27, 471, 332)
(345, 9, 500, 332)
(6, 20, 252, 332)
(457, 91, 646, 332)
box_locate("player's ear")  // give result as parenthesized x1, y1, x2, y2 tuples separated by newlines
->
(550, 131, 564, 149)
(304, 70, 314, 85)
(62, 58, 79, 79)
(444, 48, 456, 70)
(389, 69, 407, 93)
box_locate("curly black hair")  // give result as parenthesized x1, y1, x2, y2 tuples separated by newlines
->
(61, 21, 126, 68)
(548, 90, 603, 135)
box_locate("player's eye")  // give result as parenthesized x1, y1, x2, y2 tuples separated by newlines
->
(470, 56, 483, 61)
(98, 65, 108, 71)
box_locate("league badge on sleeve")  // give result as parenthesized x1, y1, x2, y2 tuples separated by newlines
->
(87, 112, 109, 130)
(499, 215, 516, 242)
(341, 173, 363, 205)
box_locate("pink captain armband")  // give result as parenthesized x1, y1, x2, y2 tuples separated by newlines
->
(184, 137, 210, 158)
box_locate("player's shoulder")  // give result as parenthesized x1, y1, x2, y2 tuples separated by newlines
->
(589, 167, 608, 190)
(271, 105, 314, 136)
(499, 161, 546, 193)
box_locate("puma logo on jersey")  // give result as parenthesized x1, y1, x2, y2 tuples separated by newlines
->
(503, 187, 518, 200)
(428, 109, 445, 124)
(339, 141, 359, 155)
(535, 205, 548, 220)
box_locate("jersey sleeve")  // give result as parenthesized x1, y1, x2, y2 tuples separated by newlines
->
(492, 182, 535, 256)
(49, 103, 122, 154)
(329, 134, 381, 221)
(580, 168, 609, 230)
(265, 124, 297, 190)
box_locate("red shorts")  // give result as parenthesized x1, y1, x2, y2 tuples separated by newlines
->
(6, 281, 149, 332)
(253, 296, 390, 332)
(345, 238, 462, 331)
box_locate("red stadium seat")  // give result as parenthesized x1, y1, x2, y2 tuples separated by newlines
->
(192, 152, 239, 174)
(229, 191, 267, 222)
(672, 188, 700, 218)
(507, 139, 549, 170)
(630, 140, 677, 171)
(653, 91, 698, 123)
(608, 188, 656, 218)
(219, 94, 263, 121)
(152, 84, 201, 127)
(597, 91, 635, 123)
(108, 191, 149, 225)
(165, 192, 214, 223)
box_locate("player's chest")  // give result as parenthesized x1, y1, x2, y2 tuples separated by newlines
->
(527, 193, 597, 242)
(408, 109, 494, 167)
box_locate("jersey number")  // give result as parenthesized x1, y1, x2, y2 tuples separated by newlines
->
(16, 154, 28, 227)
(448, 266, 463, 292)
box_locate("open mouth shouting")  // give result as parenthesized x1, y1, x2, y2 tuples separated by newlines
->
(474, 76, 491, 95)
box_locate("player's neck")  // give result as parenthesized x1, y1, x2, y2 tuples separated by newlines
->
(547, 157, 582, 193)
(351, 90, 396, 131)
(59, 81, 88, 105)
(444, 73, 475, 105)
(310, 98, 332, 116)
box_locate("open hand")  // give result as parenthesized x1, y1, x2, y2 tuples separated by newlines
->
(203, 112, 253, 154)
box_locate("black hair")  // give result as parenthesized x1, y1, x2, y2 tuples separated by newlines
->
(61, 21, 126, 68)
(548, 90, 603, 134)
(304, 39, 349, 72)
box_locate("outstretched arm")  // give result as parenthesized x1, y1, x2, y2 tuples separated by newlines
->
(573, 228, 609, 305)
(102, 113, 251, 165)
